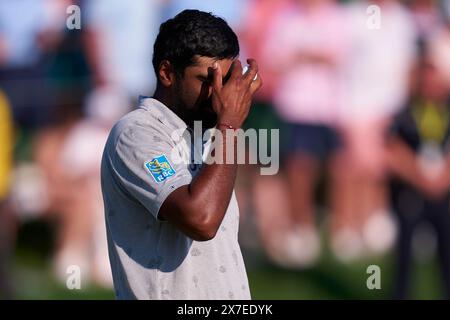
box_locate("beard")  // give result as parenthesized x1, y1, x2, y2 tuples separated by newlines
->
(175, 96, 217, 130)
(172, 80, 218, 130)
(195, 100, 217, 129)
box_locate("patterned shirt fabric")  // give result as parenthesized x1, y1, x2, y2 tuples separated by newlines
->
(101, 97, 250, 300)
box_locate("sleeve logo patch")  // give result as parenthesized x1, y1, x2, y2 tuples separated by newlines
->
(145, 155, 176, 183)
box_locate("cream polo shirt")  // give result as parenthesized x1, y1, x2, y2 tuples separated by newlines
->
(100, 97, 250, 300)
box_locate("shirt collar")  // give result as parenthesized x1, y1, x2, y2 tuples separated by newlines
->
(138, 95, 188, 132)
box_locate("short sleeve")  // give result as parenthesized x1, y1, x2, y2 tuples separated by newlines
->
(106, 125, 192, 220)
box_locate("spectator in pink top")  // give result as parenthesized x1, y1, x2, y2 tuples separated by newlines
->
(240, 0, 292, 102)
(335, 0, 417, 262)
(259, 0, 350, 267)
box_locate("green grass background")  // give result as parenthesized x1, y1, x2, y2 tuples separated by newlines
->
(7, 219, 446, 300)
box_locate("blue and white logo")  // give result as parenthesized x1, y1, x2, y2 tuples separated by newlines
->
(145, 155, 176, 183)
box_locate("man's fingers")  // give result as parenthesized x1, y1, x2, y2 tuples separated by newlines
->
(243, 58, 259, 84)
(212, 61, 223, 92)
(212, 58, 261, 102)
(250, 73, 263, 95)
(229, 59, 243, 83)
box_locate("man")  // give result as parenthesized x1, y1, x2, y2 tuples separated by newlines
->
(387, 58, 450, 299)
(100, 10, 262, 299)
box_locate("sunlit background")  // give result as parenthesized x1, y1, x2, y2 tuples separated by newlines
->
(1, 0, 450, 299)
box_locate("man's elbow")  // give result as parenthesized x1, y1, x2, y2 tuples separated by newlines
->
(191, 229, 217, 242)
(188, 208, 222, 241)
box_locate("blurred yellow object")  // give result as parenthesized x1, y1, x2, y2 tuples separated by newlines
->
(0, 89, 13, 200)
(413, 101, 449, 144)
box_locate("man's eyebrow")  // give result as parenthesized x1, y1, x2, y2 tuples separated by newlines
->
(197, 74, 210, 81)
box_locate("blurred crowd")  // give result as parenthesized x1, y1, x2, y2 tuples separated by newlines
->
(1, 0, 450, 299)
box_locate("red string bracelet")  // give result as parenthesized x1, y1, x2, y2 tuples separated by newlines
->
(217, 123, 238, 130)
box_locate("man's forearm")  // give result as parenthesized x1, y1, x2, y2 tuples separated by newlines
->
(188, 127, 238, 229)
(158, 58, 261, 240)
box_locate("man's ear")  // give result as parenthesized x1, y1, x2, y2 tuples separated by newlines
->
(158, 60, 176, 87)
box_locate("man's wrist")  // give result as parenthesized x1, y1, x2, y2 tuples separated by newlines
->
(217, 122, 239, 131)
(216, 116, 242, 130)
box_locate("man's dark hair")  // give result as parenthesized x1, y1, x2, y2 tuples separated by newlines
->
(152, 10, 240, 79)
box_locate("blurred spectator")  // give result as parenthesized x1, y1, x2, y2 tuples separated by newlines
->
(14, 0, 155, 288)
(84, 0, 163, 99)
(66, 0, 165, 287)
(0, 0, 69, 128)
(428, 5, 450, 90)
(386, 58, 450, 299)
(31, 86, 120, 288)
(259, 0, 350, 267)
(32, 40, 127, 291)
(0, 90, 15, 299)
(239, 0, 293, 102)
(0, 0, 48, 67)
(335, 0, 417, 262)
(234, 0, 295, 269)
(31, 89, 82, 278)
(407, 0, 444, 42)
(52, 87, 128, 288)
(0, 90, 13, 231)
